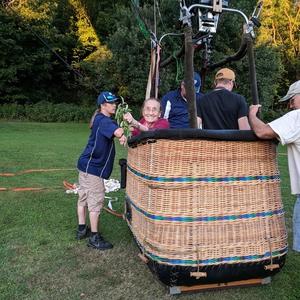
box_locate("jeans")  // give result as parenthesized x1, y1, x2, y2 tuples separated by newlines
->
(293, 194, 300, 252)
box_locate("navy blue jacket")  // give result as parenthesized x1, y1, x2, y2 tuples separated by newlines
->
(77, 113, 118, 179)
(161, 89, 203, 128)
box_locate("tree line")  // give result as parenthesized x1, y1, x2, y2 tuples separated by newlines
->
(0, 0, 299, 119)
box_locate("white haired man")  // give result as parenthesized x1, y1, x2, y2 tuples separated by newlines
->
(249, 80, 300, 252)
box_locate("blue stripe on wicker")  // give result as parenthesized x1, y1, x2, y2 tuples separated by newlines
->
(127, 165, 280, 183)
(127, 196, 284, 222)
(146, 247, 288, 265)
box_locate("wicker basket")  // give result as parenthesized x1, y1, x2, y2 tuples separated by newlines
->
(126, 130, 287, 285)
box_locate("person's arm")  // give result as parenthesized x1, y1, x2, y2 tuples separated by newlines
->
(163, 100, 171, 119)
(123, 112, 148, 132)
(197, 117, 202, 129)
(196, 94, 204, 129)
(249, 105, 278, 139)
(236, 96, 251, 130)
(161, 94, 171, 120)
(114, 128, 127, 145)
(238, 116, 251, 130)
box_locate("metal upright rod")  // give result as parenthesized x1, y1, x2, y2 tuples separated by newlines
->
(184, 25, 198, 128)
(246, 33, 259, 105)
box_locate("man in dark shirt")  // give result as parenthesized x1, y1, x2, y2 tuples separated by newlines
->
(161, 72, 204, 128)
(198, 68, 250, 130)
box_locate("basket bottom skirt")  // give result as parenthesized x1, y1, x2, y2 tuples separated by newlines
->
(145, 255, 286, 286)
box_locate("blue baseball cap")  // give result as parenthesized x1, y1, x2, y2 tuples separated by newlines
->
(194, 72, 201, 93)
(97, 91, 119, 106)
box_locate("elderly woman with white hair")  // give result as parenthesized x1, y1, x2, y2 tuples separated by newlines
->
(124, 97, 169, 136)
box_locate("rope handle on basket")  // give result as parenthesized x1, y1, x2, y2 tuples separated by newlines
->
(190, 245, 207, 279)
(141, 139, 157, 145)
(264, 238, 280, 271)
(137, 237, 149, 264)
(130, 138, 157, 148)
(190, 271, 207, 279)
(138, 253, 149, 264)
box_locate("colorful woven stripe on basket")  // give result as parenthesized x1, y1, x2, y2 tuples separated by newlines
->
(145, 247, 288, 265)
(127, 165, 280, 183)
(127, 196, 284, 222)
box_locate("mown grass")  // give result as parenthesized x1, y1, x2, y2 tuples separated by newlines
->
(0, 121, 300, 300)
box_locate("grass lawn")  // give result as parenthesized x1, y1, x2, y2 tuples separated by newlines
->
(0, 121, 300, 300)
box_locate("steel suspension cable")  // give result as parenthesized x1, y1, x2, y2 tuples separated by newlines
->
(3, 2, 99, 92)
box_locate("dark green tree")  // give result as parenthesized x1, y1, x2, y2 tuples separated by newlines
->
(0, 5, 52, 103)
(0, 0, 296, 120)
(0, 0, 111, 105)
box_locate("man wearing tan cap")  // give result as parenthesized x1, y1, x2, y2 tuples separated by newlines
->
(249, 80, 300, 252)
(198, 68, 250, 130)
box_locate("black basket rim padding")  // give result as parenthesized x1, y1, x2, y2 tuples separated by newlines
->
(128, 129, 277, 147)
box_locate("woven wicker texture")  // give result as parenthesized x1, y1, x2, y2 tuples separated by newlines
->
(126, 139, 287, 266)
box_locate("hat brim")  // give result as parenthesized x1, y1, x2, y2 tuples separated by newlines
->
(105, 97, 120, 103)
(105, 101, 119, 105)
(279, 94, 293, 102)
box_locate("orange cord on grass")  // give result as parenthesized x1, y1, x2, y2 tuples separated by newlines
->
(0, 168, 74, 192)
(63, 180, 124, 219)
(103, 207, 124, 218)
(0, 187, 57, 192)
(63, 180, 76, 190)
(0, 168, 75, 177)
(0, 177, 124, 219)
(0, 173, 15, 177)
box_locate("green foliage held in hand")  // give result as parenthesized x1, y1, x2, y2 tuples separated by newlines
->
(115, 97, 132, 139)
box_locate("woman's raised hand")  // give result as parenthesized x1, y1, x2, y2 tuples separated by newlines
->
(123, 112, 134, 124)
